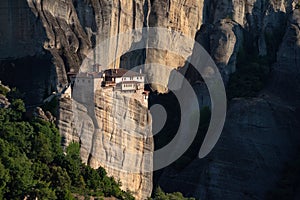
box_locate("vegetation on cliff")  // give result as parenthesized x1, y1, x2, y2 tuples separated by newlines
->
(0, 88, 134, 200)
(150, 187, 195, 200)
(226, 49, 271, 99)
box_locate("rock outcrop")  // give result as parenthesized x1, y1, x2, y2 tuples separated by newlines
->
(196, 19, 243, 82)
(33, 107, 56, 122)
(58, 89, 153, 200)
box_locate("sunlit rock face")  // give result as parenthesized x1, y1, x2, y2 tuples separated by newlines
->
(25, 0, 206, 93)
(27, 0, 147, 90)
(58, 88, 153, 200)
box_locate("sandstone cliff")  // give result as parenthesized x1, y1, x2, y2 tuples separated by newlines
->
(58, 88, 153, 200)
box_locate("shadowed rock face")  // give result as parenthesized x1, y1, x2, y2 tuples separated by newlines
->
(0, 0, 54, 104)
(156, 97, 300, 199)
(0, 0, 46, 59)
(268, 8, 300, 107)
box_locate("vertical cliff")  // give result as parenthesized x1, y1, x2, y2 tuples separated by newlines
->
(58, 88, 153, 200)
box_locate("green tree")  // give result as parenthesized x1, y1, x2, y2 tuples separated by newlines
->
(31, 181, 57, 200)
(152, 187, 195, 200)
(31, 131, 54, 163)
(50, 166, 74, 200)
(0, 121, 33, 154)
(83, 165, 101, 190)
(0, 161, 9, 199)
(0, 139, 34, 199)
(65, 142, 82, 186)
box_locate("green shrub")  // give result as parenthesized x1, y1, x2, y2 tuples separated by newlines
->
(227, 48, 271, 99)
(151, 187, 196, 200)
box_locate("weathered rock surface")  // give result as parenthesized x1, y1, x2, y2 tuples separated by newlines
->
(25, 0, 206, 93)
(157, 98, 300, 199)
(196, 19, 243, 82)
(27, 0, 148, 90)
(196, 0, 294, 82)
(58, 89, 153, 200)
